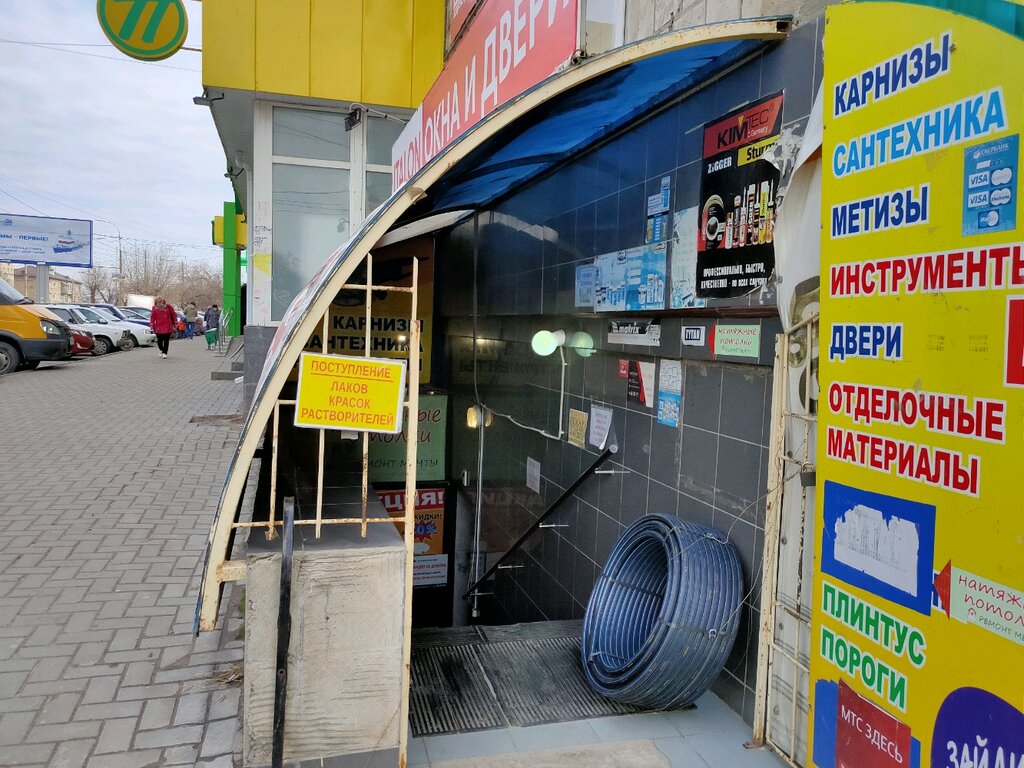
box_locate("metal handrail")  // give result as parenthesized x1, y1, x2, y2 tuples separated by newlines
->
(462, 448, 613, 600)
(214, 309, 234, 356)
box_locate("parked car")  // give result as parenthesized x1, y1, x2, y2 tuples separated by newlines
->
(0, 276, 72, 374)
(120, 307, 151, 321)
(44, 305, 130, 355)
(87, 303, 150, 328)
(77, 306, 157, 348)
(69, 329, 95, 357)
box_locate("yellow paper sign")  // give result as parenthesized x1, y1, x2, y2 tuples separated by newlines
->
(568, 408, 588, 448)
(294, 353, 406, 433)
(811, 4, 1024, 767)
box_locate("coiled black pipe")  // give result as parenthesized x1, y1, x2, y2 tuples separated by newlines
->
(581, 513, 743, 709)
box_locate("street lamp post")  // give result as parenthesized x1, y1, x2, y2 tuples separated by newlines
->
(93, 218, 123, 305)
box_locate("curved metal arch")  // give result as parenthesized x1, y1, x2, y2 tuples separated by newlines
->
(197, 16, 792, 631)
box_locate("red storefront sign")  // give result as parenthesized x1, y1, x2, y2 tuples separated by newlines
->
(392, 0, 579, 190)
(448, 0, 478, 45)
(1007, 296, 1024, 386)
(835, 681, 911, 768)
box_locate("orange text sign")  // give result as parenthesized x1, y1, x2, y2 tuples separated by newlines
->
(294, 353, 406, 433)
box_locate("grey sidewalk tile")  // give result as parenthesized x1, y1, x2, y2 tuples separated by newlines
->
(589, 712, 680, 742)
(49, 738, 94, 768)
(139, 697, 175, 731)
(199, 717, 237, 758)
(1, 743, 56, 765)
(163, 744, 200, 765)
(0, 711, 37, 746)
(422, 730, 518, 763)
(653, 735, 711, 767)
(24, 720, 101, 743)
(94, 717, 138, 755)
(86, 750, 164, 768)
(74, 701, 144, 721)
(133, 723, 205, 749)
(173, 691, 209, 725)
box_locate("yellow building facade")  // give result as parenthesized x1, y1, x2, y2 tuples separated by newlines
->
(199, 0, 444, 355)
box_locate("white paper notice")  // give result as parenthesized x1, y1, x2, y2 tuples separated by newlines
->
(526, 457, 541, 493)
(589, 405, 613, 449)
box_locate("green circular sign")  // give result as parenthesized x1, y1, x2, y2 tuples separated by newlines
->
(97, 0, 188, 62)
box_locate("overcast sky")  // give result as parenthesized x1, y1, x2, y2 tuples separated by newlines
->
(0, 1, 231, 269)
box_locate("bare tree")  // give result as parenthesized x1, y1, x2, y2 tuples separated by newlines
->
(81, 267, 115, 303)
(121, 243, 179, 298)
(173, 261, 222, 310)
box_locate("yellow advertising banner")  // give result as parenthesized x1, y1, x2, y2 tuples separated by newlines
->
(294, 353, 406, 433)
(812, 4, 1024, 768)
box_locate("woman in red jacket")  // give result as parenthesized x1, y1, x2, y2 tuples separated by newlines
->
(149, 297, 178, 359)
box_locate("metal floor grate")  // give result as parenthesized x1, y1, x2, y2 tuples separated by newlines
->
(410, 621, 640, 737)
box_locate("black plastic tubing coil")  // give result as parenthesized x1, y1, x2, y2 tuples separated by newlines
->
(581, 513, 743, 709)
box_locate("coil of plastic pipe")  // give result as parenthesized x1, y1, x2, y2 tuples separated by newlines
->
(581, 513, 743, 709)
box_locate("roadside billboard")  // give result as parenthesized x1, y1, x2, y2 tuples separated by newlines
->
(392, 0, 579, 190)
(0, 214, 93, 268)
(811, 4, 1024, 768)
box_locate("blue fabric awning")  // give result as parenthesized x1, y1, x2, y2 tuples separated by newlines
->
(401, 36, 767, 219)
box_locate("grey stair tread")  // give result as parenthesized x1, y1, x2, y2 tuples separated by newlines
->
(412, 625, 487, 647)
(474, 636, 639, 728)
(480, 619, 583, 643)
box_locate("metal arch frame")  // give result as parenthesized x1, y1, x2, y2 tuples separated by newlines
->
(197, 17, 794, 633)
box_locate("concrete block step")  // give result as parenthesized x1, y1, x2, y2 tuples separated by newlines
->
(231, 361, 244, 372)
(211, 370, 239, 381)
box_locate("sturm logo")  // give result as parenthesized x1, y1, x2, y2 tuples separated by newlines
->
(0, 219, 13, 227)
(97, 0, 188, 62)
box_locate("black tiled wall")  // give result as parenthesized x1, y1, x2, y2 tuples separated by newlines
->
(435, 20, 822, 723)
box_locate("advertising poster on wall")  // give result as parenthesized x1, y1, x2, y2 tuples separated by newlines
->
(711, 323, 761, 359)
(594, 243, 667, 312)
(626, 360, 655, 408)
(607, 318, 661, 347)
(376, 487, 448, 587)
(810, 5, 1024, 768)
(696, 92, 783, 298)
(368, 394, 447, 482)
(670, 205, 706, 308)
(646, 176, 672, 244)
(656, 360, 682, 427)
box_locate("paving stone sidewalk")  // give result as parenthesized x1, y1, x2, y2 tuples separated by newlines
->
(0, 339, 246, 767)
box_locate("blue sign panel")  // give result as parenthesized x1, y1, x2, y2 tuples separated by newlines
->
(962, 134, 1018, 236)
(821, 481, 936, 615)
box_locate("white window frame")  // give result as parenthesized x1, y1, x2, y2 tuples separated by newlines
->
(252, 100, 410, 324)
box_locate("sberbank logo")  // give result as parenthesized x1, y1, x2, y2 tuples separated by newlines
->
(97, 0, 188, 62)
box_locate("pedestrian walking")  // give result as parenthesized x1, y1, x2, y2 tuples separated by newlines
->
(184, 302, 198, 339)
(149, 297, 178, 359)
(203, 303, 221, 350)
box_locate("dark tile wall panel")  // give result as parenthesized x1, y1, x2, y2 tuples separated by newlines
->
(435, 22, 822, 723)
